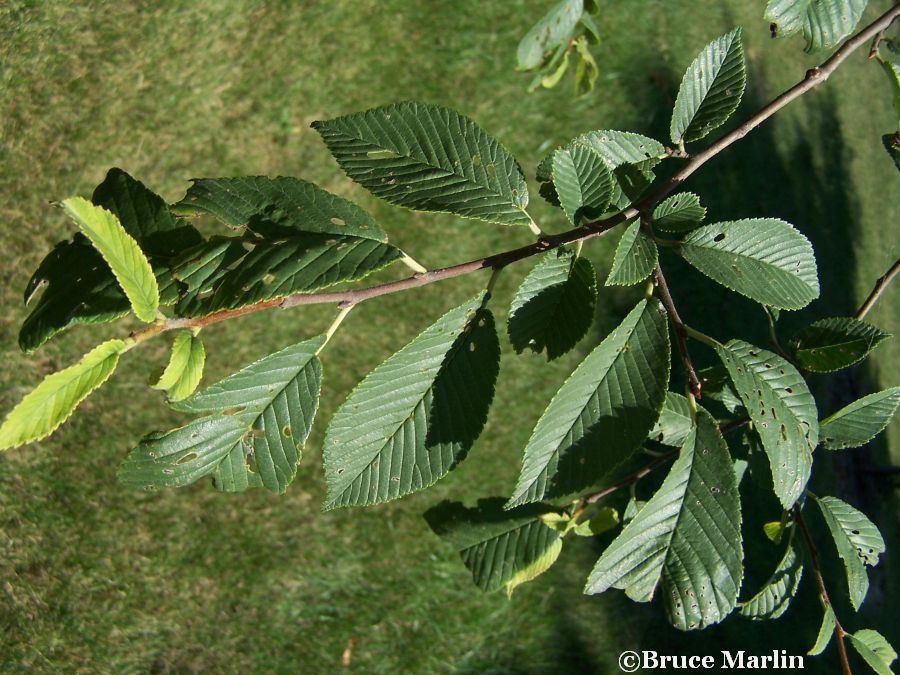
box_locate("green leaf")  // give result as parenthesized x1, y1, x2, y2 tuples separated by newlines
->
(670, 28, 746, 144)
(171, 335, 325, 493)
(881, 60, 900, 125)
(20, 170, 203, 351)
(884, 133, 900, 171)
(572, 507, 619, 537)
(551, 144, 614, 224)
(848, 630, 897, 675)
(178, 232, 401, 315)
(507, 248, 598, 360)
(808, 606, 836, 655)
(789, 317, 891, 373)
(572, 36, 599, 96)
(0, 339, 125, 450)
(506, 299, 670, 507)
(765, 0, 868, 53)
(820, 387, 900, 450)
(815, 495, 885, 610)
(151, 331, 206, 402)
(323, 295, 500, 509)
(652, 192, 706, 233)
(739, 542, 803, 620)
(424, 498, 563, 593)
(169, 237, 248, 311)
(122, 336, 325, 493)
(715, 340, 817, 508)
(312, 102, 531, 227)
(606, 220, 658, 286)
(764, 521, 785, 543)
(539, 46, 570, 89)
(516, 0, 583, 71)
(585, 409, 743, 631)
(649, 392, 695, 447)
(698, 364, 745, 414)
(504, 538, 563, 597)
(61, 197, 160, 322)
(679, 219, 819, 310)
(173, 176, 390, 242)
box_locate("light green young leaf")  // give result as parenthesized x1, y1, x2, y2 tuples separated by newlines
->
(151, 331, 206, 402)
(61, 197, 159, 322)
(815, 495, 885, 610)
(0, 339, 126, 450)
(516, 0, 583, 70)
(323, 295, 500, 509)
(764, 521, 785, 544)
(652, 192, 706, 233)
(606, 220, 658, 286)
(808, 606, 836, 655)
(572, 507, 619, 537)
(585, 409, 743, 631)
(649, 392, 695, 447)
(122, 336, 326, 494)
(424, 498, 563, 593)
(312, 102, 531, 227)
(739, 542, 803, 620)
(848, 629, 897, 675)
(670, 28, 746, 144)
(573, 36, 599, 96)
(789, 317, 890, 373)
(505, 538, 563, 597)
(715, 340, 817, 508)
(506, 299, 670, 507)
(765, 0, 868, 53)
(540, 47, 571, 89)
(820, 387, 900, 450)
(551, 144, 614, 224)
(679, 219, 819, 310)
(507, 248, 597, 360)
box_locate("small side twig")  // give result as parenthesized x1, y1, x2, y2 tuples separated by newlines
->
(794, 507, 853, 675)
(855, 258, 900, 320)
(653, 264, 703, 399)
(584, 449, 678, 505)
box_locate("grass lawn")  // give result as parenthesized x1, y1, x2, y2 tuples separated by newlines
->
(1, 1, 897, 672)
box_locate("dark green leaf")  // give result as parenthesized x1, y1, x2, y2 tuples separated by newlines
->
(739, 542, 803, 620)
(606, 220, 658, 286)
(698, 364, 745, 414)
(585, 409, 743, 631)
(425, 498, 562, 593)
(820, 387, 900, 450)
(765, 0, 868, 53)
(883, 133, 900, 171)
(789, 317, 890, 372)
(670, 29, 746, 144)
(507, 299, 670, 507)
(507, 248, 597, 360)
(652, 192, 706, 233)
(715, 340, 817, 508)
(312, 102, 531, 227)
(679, 219, 819, 310)
(323, 295, 500, 509)
(649, 392, 694, 447)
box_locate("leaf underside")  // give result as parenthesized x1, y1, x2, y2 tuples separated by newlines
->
(517, 0, 584, 71)
(606, 220, 658, 286)
(551, 144, 615, 224)
(789, 317, 890, 373)
(323, 293, 500, 509)
(848, 629, 897, 675)
(765, 0, 868, 53)
(585, 408, 743, 631)
(312, 102, 531, 226)
(507, 248, 598, 360)
(653, 192, 706, 233)
(506, 299, 670, 507)
(739, 542, 803, 620)
(819, 387, 900, 450)
(649, 392, 695, 447)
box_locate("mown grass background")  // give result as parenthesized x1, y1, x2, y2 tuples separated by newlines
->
(1, 1, 897, 673)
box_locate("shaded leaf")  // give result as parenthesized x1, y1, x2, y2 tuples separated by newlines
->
(652, 192, 706, 233)
(312, 102, 531, 227)
(815, 495, 885, 610)
(881, 60, 900, 125)
(649, 392, 694, 447)
(739, 542, 803, 620)
(606, 220, 658, 286)
(670, 29, 746, 144)
(151, 331, 206, 402)
(323, 295, 500, 509)
(820, 387, 900, 450)
(552, 144, 614, 224)
(848, 630, 897, 675)
(789, 317, 890, 372)
(765, 0, 868, 53)
(585, 409, 743, 631)
(425, 498, 563, 593)
(715, 340, 817, 508)
(0, 339, 125, 450)
(679, 219, 819, 310)
(883, 133, 900, 171)
(506, 299, 670, 507)
(61, 198, 160, 322)
(516, 0, 583, 71)
(507, 248, 597, 360)
(698, 364, 745, 414)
